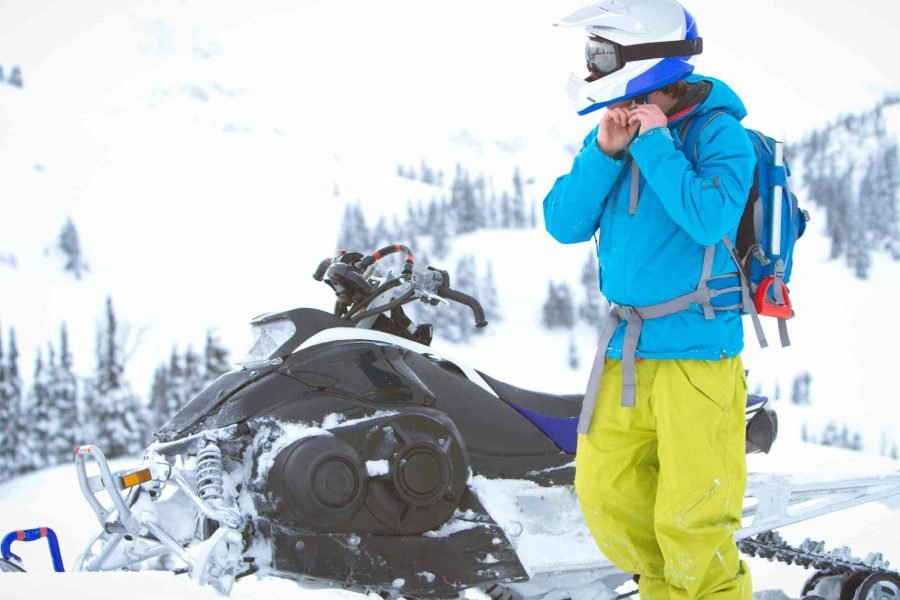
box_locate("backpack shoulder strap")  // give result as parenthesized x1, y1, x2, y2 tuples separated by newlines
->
(679, 111, 728, 165)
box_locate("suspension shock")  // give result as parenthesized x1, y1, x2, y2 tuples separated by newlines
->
(196, 442, 225, 505)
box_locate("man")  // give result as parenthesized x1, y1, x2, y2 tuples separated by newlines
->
(544, 1, 756, 598)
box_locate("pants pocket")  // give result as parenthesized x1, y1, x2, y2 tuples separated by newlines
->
(672, 359, 739, 412)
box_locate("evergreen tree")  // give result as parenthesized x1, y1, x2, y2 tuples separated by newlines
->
(451, 165, 479, 234)
(8, 65, 22, 88)
(183, 345, 205, 401)
(479, 261, 502, 324)
(542, 282, 575, 329)
(420, 159, 436, 185)
(204, 330, 231, 381)
(578, 253, 607, 326)
(19, 349, 51, 473)
(431, 201, 452, 259)
(371, 216, 391, 250)
(164, 348, 186, 423)
(48, 323, 80, 463)
(0, 326, 14, 481)
(568, 338, 580, 370)
(149, 364, 171, 432)
(57, 217, 90, 280)
(337, 203, 371, 252)
(89, 297, 146, 459)
(511, 167, 526, 228)
(791, 371, 812, 406)
(5, 329, 26, 475)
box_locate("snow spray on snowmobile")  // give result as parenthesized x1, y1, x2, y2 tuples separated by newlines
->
(72, 244, 900, 599)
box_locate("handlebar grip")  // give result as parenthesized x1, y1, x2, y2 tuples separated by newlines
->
(438, 287, 488, 328)
(313, 257, 333, 281)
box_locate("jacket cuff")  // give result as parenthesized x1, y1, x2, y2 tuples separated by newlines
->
(581, 135, 627, 172)
(628, 126, 675, 164)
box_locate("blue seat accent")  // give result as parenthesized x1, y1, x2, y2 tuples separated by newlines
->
(747, 394, 768, 409)
(508, 402, 578, 454)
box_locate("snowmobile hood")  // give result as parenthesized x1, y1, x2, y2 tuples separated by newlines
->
(156, 308, 352, 441)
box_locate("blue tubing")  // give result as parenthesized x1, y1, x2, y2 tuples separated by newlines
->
(1, 527, 65, 572)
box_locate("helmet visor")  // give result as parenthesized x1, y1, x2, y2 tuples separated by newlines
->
(585, 37, 623, 79)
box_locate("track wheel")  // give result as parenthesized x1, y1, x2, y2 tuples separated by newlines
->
(852, 573, 900, 600)
(803, 570, 837, 597)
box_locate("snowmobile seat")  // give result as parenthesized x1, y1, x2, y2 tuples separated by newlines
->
(478, 373, 581, 453)
(478, 372, 582, 419)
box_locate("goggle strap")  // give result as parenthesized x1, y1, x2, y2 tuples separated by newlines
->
(619, 37, 703, 63)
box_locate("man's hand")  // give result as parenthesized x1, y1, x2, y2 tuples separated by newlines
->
(597, 106, 640, 158)
(627, 103, 668, 133)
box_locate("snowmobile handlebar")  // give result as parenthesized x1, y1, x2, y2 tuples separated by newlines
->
(438, 285, 488, 328)
(427, 266, 488, 328)
(359, 244, 415, 279)
(315, 246, 487, 330)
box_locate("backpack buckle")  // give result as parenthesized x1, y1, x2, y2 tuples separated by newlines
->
(754, 276, 792, 319)
(615, 305, 635, 321)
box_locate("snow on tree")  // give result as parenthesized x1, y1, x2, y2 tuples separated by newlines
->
(791, 371, 812, 406)
(430, 201, 452, 259)
(8, 65, 22, 88)
(2, 328, 29, 476)
(798, 96, 900, 276)
(0, 326, 16, 481)
(451, 165, 481, 234)
(420, 159, 436, 185)
(499, 191, 512, 229)
(19, 349, 52, 473)
(183, 345, 206, 401)
(149, 346, 191, 434)
(568, 338, 580, 370)
(542, 282, 575, 330)
(88, 297, 147, 459)
(578, 252, 608, 327)
(479, 261, 501, 324)
(337, 203, 371, 252)
(51, 323, 81, 460)
(57, 217, 90, 280)
(371, 216, 392, 250)
(204, 330, 231, 382)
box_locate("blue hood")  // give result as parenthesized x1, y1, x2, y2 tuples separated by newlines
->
(674, 74, 748, 124)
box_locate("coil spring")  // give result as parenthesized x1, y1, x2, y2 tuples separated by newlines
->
(196, 442, 225, 505)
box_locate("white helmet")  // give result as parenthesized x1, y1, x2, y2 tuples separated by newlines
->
(556, 0, 702, 115)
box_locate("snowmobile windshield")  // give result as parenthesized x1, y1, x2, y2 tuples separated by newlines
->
(240, 318, 297, 367)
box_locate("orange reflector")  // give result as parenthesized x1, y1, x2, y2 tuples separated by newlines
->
(121, 469, 152, 489)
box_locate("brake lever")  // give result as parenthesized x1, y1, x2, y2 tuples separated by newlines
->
(416, 288, 450, 306)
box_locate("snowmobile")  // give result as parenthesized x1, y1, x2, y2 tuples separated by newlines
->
(73, 244, 900, 599)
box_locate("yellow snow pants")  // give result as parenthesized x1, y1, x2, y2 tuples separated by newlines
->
(575, 357, 752, 600)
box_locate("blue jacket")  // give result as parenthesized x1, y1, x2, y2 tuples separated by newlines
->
(543, 75, 756, 360)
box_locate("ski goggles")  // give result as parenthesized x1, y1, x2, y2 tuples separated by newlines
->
(585, 36, 703, 80)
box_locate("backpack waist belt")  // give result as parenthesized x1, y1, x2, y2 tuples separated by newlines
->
(577, 241, 763, 435)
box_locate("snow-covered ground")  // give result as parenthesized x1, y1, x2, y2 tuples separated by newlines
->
(1, 438, 899, 599)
